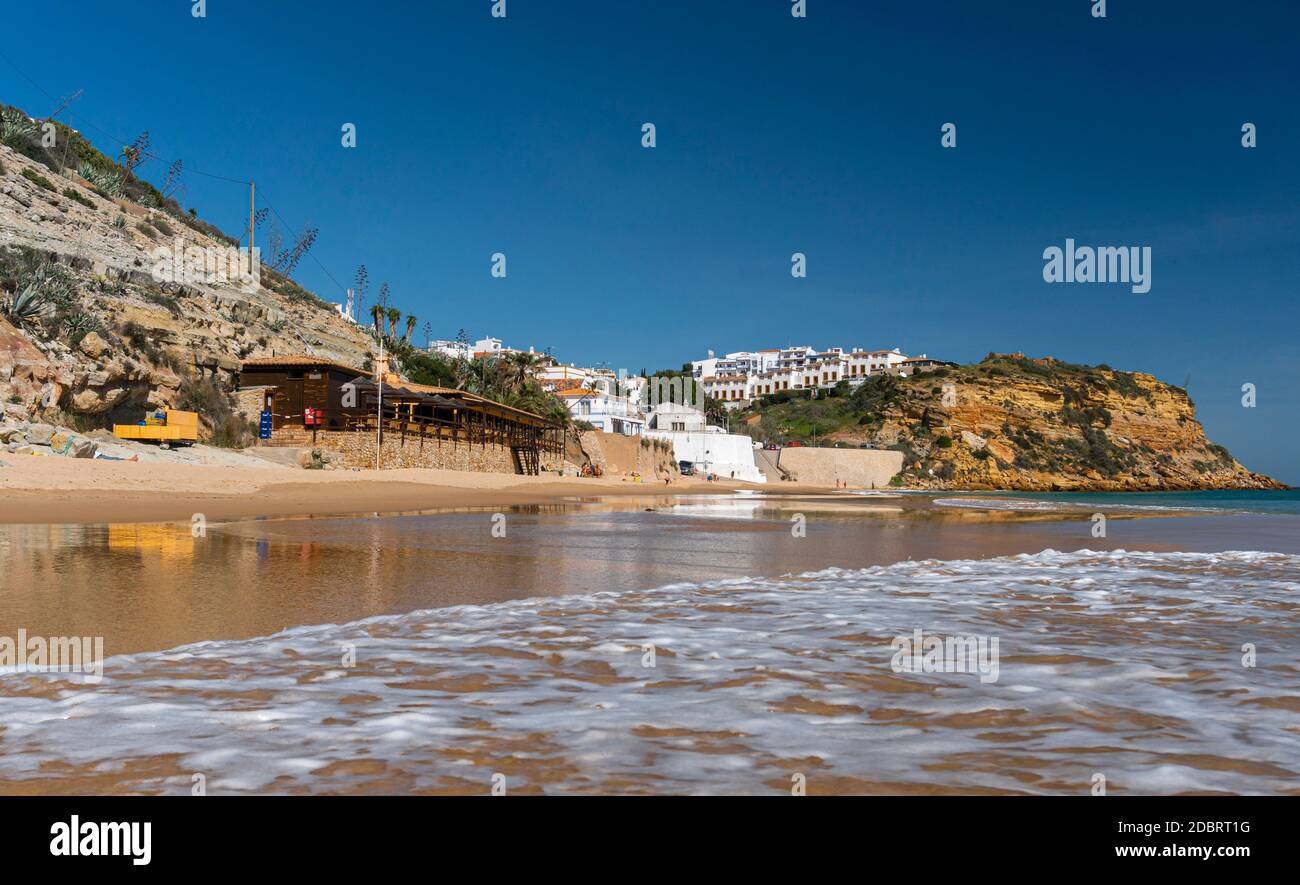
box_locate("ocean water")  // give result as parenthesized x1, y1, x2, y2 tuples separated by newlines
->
(2, 548, 1296, 795)
(934, 489, 1300, 515)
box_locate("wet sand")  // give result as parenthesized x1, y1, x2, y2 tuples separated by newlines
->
(1, 542, 1296, 796)
(3, 485, 1297, 796)
(0, 455, 763, 524)
(0, 491, 1268, 659)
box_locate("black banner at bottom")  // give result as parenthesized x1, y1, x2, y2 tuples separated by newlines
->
(2, 795, 1282, 870)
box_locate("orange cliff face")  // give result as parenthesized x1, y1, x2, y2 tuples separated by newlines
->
(825, 355, 1285, 492)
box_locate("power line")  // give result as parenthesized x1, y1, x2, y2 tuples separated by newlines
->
(1, 48, 251, 185)
(261, 196, 348, 294)
(3, 49, 354, 300)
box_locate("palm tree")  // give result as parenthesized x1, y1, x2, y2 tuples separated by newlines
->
(385, 307, 401, 339)
(370, 304, 384, 337)
(461, 356, 499, 396)
(504, 351, 542, 392)
(403, 314, 417, 345)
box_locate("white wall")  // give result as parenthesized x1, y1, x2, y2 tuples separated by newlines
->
(644, 429, 766, 483)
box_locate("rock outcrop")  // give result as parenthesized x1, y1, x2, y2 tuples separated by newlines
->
(0, 137, 373, 433)
(805, 353, 1285, 491)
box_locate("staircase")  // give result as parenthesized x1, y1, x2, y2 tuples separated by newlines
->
(511, 445, 540, 476)
(754, 448, 795, 482)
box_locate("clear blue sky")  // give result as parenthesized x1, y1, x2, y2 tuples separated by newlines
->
(3, 1, 1297, 483)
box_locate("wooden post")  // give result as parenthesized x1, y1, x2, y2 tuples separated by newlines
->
(248, 181, 255, 262)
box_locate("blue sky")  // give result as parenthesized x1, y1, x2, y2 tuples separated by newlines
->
(2, 1, 1297, 482)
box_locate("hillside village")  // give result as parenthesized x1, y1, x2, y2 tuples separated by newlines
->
(0, 99, 1284, 491)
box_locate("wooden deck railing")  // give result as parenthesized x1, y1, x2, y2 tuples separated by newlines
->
(276, 406, 565, 455)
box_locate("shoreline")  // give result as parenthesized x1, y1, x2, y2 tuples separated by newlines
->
(0, 456, 777, 525)
(1, 452, 1289, 525)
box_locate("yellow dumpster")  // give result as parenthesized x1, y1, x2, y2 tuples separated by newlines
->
(113, 409, 200, 448)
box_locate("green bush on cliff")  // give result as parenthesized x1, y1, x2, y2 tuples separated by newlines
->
(21, 168, 56, 192)
(62, 187, 97, 209)
(176, 374, 255, 448)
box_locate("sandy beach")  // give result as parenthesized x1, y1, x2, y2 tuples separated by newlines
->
(3, 449, 1297, 797)
(0, 452, 768, 524)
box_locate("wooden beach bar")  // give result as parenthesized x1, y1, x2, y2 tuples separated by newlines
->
(240, 356, 564, 474)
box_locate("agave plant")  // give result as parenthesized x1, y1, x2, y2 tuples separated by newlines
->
(62, 312, 100, 338)
(24, 262, 77, 309)
(77, 161, 124, 197)
(0, 108, 37, 148)
(4, 282, 52, 327)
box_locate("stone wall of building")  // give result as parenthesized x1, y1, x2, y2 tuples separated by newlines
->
(234, 385, 271, 423)
(292, 428, 566, 475)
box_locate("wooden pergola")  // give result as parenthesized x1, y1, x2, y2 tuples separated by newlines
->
(337, 380, 564, 474)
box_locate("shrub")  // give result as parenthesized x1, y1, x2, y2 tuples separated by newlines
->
(142, 289, 181, 315)
(176, 375, 255, 448)
(1108, 371, 1150, 401)
(1, 107, 37, 148)
(152, 216, 174, 237)
(62, 313, 100, 345)
(4, 281, 51, 326)
(21, 168, 56, 191)
(137, 221, 158, 238)
(935, 435, 953, 448)
(78, 161, 124, 198)
(62, 187, 96, 209)
(1207, 443, 1233, 464)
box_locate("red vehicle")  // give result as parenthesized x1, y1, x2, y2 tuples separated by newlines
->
(786, 440, 804, 447)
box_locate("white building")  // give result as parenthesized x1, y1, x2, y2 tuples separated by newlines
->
(428, 335, 548, 362)
(846, 347, 909, 381)
(647, 401, 707, 433)
(644, 425, 766, 483)
(556, 386, 646, 436)
(690, 356, 718, 379)
(429, 339, 472, 361)
(697, 344, 918, 408)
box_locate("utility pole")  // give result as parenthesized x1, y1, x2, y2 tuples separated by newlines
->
(44, 89, 83, 123)
(248, 181, 256, 262)
(375, 336, 384, 471)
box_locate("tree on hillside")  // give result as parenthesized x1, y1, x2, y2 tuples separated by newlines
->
(161, 159, 183, 199)
(280, 227, 318, 278)
(458, 356, 499, 396)
(385, 307, 401, 339)
(403, 314, 416, 345)
(504, 350, 542, 392)
(369, 304, 384, 337)
(354, 265, 368, 318)
(118, 131, 150, 183)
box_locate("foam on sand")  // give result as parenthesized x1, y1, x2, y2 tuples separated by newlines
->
(1, 550, 1296, 794)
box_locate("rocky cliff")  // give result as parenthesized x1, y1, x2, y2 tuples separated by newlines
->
(0, 130, 372, 434)
(746, 354, 1283, 491)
